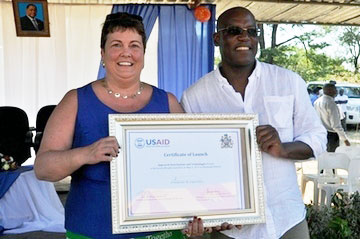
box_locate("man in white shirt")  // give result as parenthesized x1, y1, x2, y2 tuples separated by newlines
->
(181, 7, 327, 239)
(314, 84, 350, 152)
(335, 88, 348, 131)
(20, 4, 44, 31)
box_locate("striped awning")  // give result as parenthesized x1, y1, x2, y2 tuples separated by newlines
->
(215, 0, 360, 26)
(6, 0, 360, 26)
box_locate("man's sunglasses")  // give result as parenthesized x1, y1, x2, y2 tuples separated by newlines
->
(218, 26, 260, 38)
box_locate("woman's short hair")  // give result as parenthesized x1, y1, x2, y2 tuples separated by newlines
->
(101, 12, 146, 52)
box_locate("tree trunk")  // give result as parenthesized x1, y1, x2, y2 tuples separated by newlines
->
(355, 56, 359, 74)
(267, 24, 278, 64)
(258, 24, 265, 59)
(271, 24, 278, 49)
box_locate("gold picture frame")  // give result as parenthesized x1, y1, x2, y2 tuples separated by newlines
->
(12, 0, 50, 37)
(109, 113, 265, 234)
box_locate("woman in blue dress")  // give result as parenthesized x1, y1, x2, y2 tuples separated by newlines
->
(34, 12, 204, 239)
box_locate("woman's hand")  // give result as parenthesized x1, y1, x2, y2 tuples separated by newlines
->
(85, 136, 120, 164)
(182, 217, 211, 238)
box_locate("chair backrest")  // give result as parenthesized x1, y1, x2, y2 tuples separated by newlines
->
(317, 152, 351, 175)
(34, 105, 56, 153)
(36, 105, 56, 132)
(0, 106, 32, 165)
(348, 158, 360, 193)
(335, 145, 360, 160)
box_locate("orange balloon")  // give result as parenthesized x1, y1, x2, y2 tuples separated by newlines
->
(194, 6, 211, 23)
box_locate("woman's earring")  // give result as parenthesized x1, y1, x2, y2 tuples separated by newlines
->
(102, 60, 105, 68)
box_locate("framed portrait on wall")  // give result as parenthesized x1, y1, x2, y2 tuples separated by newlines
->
(12, 0, 50, 37)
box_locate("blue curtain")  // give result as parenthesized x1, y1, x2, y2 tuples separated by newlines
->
(97, 4, 216, 101)
(158, 5, 216, 99)
(97, 4, 159, 79)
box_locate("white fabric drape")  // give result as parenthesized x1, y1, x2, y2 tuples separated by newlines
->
(0, 170, 65, 234)
(0, 2, 112, 126)
(1, 2, 158, 165)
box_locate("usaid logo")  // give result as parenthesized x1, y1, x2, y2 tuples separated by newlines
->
(135, 138, 145, 149)
(135, 138, 170, 148)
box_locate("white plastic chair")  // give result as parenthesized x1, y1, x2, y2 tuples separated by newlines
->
(301, 153, 345, 207)
(300, 158, 320, 205)
(318, 159, 360, 206)
(317, 152, 351, 206)
(334, 145, 360, 184)
(335, 145, 360, 160)
(347, 159, 360, 193)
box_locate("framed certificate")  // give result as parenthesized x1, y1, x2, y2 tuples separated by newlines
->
(109, 113, 265, 234)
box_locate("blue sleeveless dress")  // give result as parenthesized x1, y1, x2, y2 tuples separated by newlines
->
(65, 83, 170, 239)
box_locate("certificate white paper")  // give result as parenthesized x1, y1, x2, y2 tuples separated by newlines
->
(127, 128, 244, 216)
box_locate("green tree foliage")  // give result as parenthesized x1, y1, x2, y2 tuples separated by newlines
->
(339, 27, 360, 73)
(259, 45, 347, 82)
(258, 25, 354, 82)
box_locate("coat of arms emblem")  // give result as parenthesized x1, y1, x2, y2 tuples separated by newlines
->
(220, 134, 233, 148)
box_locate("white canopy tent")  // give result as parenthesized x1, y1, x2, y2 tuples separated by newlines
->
(1, 0, 360, 127)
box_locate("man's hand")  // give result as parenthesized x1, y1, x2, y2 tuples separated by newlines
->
(256, 125, 287, 158)
(181, 217, 242, 238)
(213, 223, 242, 232)
(256, 125, 314, 159)
(344, 139, 351, 146)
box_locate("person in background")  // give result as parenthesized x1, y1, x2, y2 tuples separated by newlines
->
(314, 83, 350, 152)
(20, 4, 44, 31)
(335, 88, 348, 131)
(181, 6, 327, 239)
(310, 87, 321, 106)
(33, 12, 211, 239)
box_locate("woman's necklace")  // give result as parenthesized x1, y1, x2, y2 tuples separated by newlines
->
(102, 80, 144, 99)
